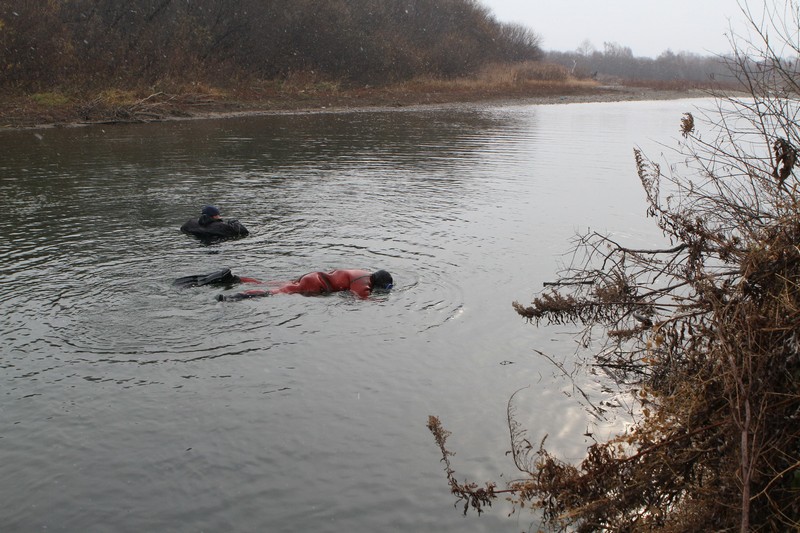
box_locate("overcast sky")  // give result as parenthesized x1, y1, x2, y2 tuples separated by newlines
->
(479, 0, 749, 58)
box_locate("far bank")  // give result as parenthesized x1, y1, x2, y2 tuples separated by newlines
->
(0, 78, 723, 131)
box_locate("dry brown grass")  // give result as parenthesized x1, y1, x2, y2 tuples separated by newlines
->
(400, 61, 587, 93)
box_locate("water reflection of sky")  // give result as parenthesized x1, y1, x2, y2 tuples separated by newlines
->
(0, 99, 711, 532)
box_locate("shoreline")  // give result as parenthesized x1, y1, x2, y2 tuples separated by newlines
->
(0, 85, 714, 132)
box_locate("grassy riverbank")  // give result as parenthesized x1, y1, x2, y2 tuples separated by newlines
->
(0, 75, 717, 131)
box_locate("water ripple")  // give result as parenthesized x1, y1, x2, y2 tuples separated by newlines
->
(0, 100, 694, 533)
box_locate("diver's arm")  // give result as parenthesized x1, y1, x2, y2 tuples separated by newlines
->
(217, 289, 270, 301)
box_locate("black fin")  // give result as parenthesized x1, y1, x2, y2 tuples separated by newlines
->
(174, 268, 241, 288)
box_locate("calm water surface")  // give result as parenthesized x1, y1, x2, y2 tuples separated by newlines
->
(0, 99, 704, 532)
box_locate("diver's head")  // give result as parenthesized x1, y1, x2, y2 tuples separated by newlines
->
(199, 205, 222, 225)
(202, 205, 221, 218)
(370, 270, 393, 291)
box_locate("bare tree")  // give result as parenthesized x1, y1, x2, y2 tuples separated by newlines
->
(576, 39, 596, 57)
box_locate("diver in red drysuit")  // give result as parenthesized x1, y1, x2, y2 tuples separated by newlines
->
(217, 269, 393, 301)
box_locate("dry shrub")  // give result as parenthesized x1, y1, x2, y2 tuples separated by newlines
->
(478, 61, 570, 85)
(75, 87, 230, 124)
(97, 89, 140, 107)
(277, 71, 341, 95)
(511, 62, 570, 83)
(29, 92, 71, 107)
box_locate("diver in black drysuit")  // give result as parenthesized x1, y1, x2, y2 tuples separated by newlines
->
(180, 205, 249, 242)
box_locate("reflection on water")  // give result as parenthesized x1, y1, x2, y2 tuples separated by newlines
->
(0, 99, 703, 532)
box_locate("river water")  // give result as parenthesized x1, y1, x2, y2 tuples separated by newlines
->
(0, 99, 704, 532)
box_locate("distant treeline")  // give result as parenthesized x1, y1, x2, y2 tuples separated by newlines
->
(0, 0, 542, 92)
(546, 42, 736, 84)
